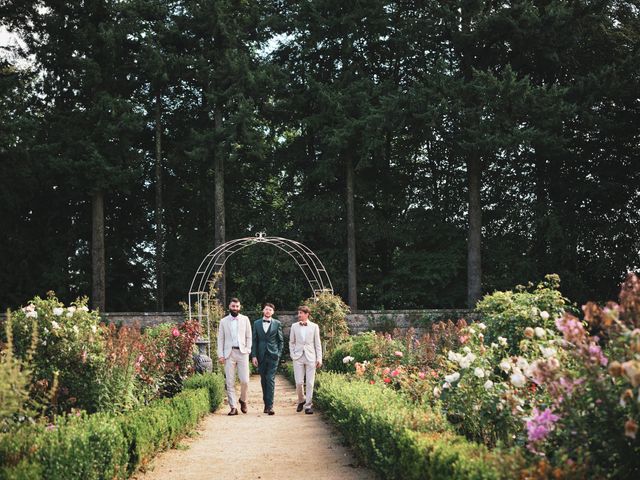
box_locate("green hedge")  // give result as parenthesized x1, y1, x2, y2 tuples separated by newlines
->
(314, 372, 511, 480)
(0, 372, 224, 480)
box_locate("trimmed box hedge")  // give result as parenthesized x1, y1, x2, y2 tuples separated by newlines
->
(311, 371, 513, 480)
(0, 372, 225, 480)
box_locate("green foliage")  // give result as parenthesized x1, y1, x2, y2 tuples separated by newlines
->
(304, 292, 350, 355)
(314, 372, 511, 480)
(183, 372, 225, 413)
(0, 377, 223, 480)
(325, 331, 404, 373)
(477, 274, 568, 352)
(0, 312, 40, 432)
(5, 294, 106, 414)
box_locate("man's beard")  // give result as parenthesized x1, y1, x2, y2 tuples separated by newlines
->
(230, 311, 239, 317)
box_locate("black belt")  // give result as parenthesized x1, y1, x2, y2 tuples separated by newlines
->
(232, 346, 240, 349)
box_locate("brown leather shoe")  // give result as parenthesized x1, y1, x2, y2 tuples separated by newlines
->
(228, 408, 238, 416)
(267, 407, 275, 415)
(239, 400, 247, 414)
(263, 406, 269, 413)
(296, 402, 305, 413)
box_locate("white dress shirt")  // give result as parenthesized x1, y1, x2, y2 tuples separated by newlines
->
(230, 316, 239, 347)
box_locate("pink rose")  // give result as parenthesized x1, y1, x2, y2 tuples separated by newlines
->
(418, 372, 426, 379)
(172, 327, 180, 337)
(394, 351, 404, 357)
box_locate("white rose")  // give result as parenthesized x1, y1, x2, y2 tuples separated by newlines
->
(484, 380, 494, 390)
(474, 367, 485, 378)
(433, 386, 441, 397)
(534, 327, 546, 338)
(66, 312, 73, 318)
(53, 307, 64, 316)
(539, 346, 557, 358)
(444, 372, 460, 384)
(51, 321, 60, 330)
(342, 356, 354, 364)
(540, 311, 550, 320)
(468, 327, 475, 335)
(477, 322, 487, 330)
(26, 310, 38, 319)
(498, 337, 508, 346)
(448, 351, 460, 362)
(68, 306, 76, 313)
(91, 325, 97, 334)
(516, 357, 529, 370)
(510, 371, 526, 388)
(490, 342, 498, 349)
(80, 306, 89, 312)
(499, 359, 511, 372)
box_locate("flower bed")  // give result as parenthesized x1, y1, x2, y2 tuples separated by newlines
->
(314, 372, 511, 479)
(0, 372, 224, 480)
(327, 274, 640, 478)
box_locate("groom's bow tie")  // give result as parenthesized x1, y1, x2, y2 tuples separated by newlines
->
(263, 319, 271, 323)
(299, 322, 308, 326)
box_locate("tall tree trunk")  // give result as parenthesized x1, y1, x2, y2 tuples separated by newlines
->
(154, 91, 165, 311)
(91, 190, 106, 311)
(213, 108, 226, 305)
(346, 155, 357, 310)
(466, 154, 482, 308)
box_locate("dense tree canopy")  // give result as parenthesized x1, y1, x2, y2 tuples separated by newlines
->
(1, 0, 638, 312)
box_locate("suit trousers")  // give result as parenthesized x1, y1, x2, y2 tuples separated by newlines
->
(258, 357, 278, 408)
(293, 356, 316, 408)
(224, 349, 249, 408)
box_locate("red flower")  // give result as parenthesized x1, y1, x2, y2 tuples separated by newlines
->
(383, 377, 391, 384)
(172, 327, 180, 337)
(369, 380, 375, 384)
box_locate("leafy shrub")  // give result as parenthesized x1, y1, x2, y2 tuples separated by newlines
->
(304, 291, 349, 355)
(144, 320, 200, 396)
(183, 372, 225, 412)
(0, 312, 43, 432)
(0, 373, 224, 480)
(4, 293, 106, 414)
(477, 274, 568, 352)
(314, 372, 510, 480)
(325, 331, 403, 373)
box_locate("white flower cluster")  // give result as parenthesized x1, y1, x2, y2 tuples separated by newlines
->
(448, 350, 477, 369)
(342, 355, 355, 364)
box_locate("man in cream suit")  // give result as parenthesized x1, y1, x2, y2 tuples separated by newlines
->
(289, 305, 322, 414)
(217, 297, 252, 415)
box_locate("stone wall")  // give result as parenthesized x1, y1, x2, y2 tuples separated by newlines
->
(100, 309, 480, 336)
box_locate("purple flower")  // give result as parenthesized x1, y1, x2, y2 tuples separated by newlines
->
(526, 408, 560, 449)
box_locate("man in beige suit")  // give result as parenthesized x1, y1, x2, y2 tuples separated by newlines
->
(289, 305, 322, 414)
(217, 297, 252, 415)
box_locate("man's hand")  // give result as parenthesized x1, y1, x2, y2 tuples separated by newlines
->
(252, 358, 258, 368)
(316, 361, 322, 369)
(218, 356, 225, 364)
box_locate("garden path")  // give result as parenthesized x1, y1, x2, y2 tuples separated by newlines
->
(133, 373, 372, 480)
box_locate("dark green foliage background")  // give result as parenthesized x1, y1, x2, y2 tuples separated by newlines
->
(1, 1, 638, 311)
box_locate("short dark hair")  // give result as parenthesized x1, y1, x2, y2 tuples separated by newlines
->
(229, 297, 241, 304)
(297, 305, 311, 315)
(264, 302, 275, 310)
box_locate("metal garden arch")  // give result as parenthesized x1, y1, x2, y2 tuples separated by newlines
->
(188, 233, 333, 353)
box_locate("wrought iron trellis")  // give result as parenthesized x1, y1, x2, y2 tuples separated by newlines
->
(187, 233, 334, 355)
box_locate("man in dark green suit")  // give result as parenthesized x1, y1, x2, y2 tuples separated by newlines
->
(251, 302, 284, 415)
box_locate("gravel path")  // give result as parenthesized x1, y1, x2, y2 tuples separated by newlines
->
(133, 373, 373, 480)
